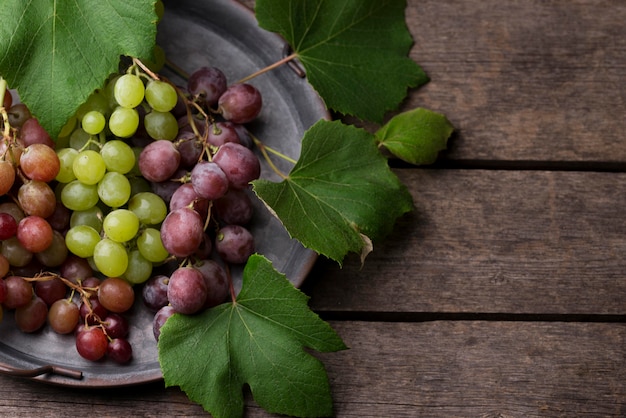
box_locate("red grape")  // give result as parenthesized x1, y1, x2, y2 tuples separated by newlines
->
(213, 142, 261, 189)
(16, 215, 53, 253)
(19, 143, 60, 182)
(0, 212, 17, 240)
(167, 266, 207, 315)
(0, 160, 15, 196)
(187, 66, 227, 107)
(217, 83, 262, 124)
(138, 139, 181, 182)
(98, 277, 135, 313)
(76, 326, 108, 361)
(15, 296, 48, 333)
(3, 276, 33, 309)
(48, 299, 80, 334)
(107, 338, 133, 364)
(215, 224, 255, 264)
(160, 207, 205, 258)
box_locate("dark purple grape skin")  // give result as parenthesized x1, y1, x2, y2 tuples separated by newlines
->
(160, 207, 205, 258)
(167, 267, 207, 315)
(107, 338, 133, 364)
(20, 117, 54, 147)
(142, 275, 169, 312)
(0, 212, 17, 240)
(206, 121, 240, 147)
(213, 189, 254, 226)
(103, 313, 130, 339)
(169, 183, 209, 220)
(34, 277, 67, 306)
(190, 161, 229, 200)
(138, 140, 181, 182)
(217, 83, 262, 124)
(15, 296, 48, 333)
(176, 131, 204, 168)
(194, 259, 229, 309)
(187, 66, 228, 107)
(215, 225, 255, 264)
(213, 142, 261, 190)
(153, 305, 176, 341)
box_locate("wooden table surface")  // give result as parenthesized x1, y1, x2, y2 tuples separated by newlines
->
(2, 0, 626, 416)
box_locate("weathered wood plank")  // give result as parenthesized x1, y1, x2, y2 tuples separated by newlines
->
(306, 169, 626, 315)
(0, 321, 624, 417)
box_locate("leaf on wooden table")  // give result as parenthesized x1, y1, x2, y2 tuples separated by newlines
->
(159, 254, 347, 418)
(0, 0, 157, 138)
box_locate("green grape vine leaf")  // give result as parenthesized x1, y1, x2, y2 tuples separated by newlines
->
(159, 254, 347, 418)
(255, 0, 429, 123)
(253, 119, 414, 264)
(0, 0, 157, 139)
(376, 108, 455, 165)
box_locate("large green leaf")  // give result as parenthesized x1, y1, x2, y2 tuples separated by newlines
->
(255, 0, 428, 123)
(0, 0, 157, 138)
(253, 119, 414, 264)
(159, 254, 346, 418)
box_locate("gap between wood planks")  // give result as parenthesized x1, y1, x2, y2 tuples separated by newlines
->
(389, 159, 626, 173)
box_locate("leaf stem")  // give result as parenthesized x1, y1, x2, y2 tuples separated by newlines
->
(236, 53, 298, 84)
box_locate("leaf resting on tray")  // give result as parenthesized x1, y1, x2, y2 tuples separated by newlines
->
(0, 0, 157, 138)
(253, 119, 414, 264)
(159, 254, 347, 418)
(255, 0, 428, 123)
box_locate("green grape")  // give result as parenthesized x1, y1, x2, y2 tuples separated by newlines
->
(65, 225, 101, 258)
(82, 110, 106, 135)
(109, 106, 139, 138)
(100, 140, 135, 174)
(55, 148, 78, 183)
(59, 116, 77, 139)
(69, 127, 95, 150)
(127, 192, 167, 225)
(70, 206, 104, 232)
(145, 79, 177, 112)
(144, 110, 178, 140)
(73, 150, 106, 185)
(114, 74, 145, 109)
(76, 90, 110, 121)
(136, 227, 169, 263)
(61, 180, 99, 211)
(98, 172, 131, 208)
(93, 238, 128, 277)
(129, 176, 152, 195)
(123, 249, 153, 284)
(103, 209, 139, 243)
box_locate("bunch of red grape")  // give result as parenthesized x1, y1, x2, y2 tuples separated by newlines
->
(0, 61, 265, 363)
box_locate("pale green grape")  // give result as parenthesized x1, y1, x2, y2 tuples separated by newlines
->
(76, 90, 110, 121)
(100, 140, 135, 174)
(136, 227, 169, 263)
(114, 74, 145, 108)
(144, 110, 178, 140)
(129, 176, 152, 195)
(145, 79, 177, 112)
(70, 206, 104, 232)
(128, 192, 167, 225)
(65, 225, 101, 258)
(73, 150, 106, 185)
(82, 110, 106, 135)
(109, 106, 139, 138)
(55, 148, 78, 183)
(93, 238, 128, 277)
(103, 209, 139, 243)
(98, 172, 131, 208)
(61, 180, 99, 211)
(123, 249, 153, 284)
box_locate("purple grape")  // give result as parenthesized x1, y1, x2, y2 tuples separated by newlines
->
(206, 121, 240, 147)
(160, 207, 205, 258)
(142, 275, 169, 311)
(213, 142, 261, 190)
(103, 313, 130, 339)
(167, 267, 207, 315)
(187, 66, 227, 107)
(153, 305, 176, 341)
(169, 183, 209, 219)
(194, 259, 229, 309)
(107, 338, 133, 364)
(190, 161, 229, 200)
(19, 118, 54, 147)
(215, 225, 255, 264)
(218, 83, 262, 124)
(176, 131, 204, 168)
(138, 140, 181, 182)
(213, 189, 254, 226)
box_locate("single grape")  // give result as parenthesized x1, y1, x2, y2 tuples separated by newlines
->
(114, 73, 145, 109)
(0, 212, 17, 240)
(160, 207, 205, 258)
(19, 118, 54, 147)
(69, 127, 95, 150)
(60, 255, 94, 285)
(98, 171, 131, 208)
(194, 232, 213, 260)
(81, 110, 106, 135)
(70, 206, 103, 232)
(93, 238, 128, 277)
(80, 276, 101, 298)
(206, 121, 240, 147)
(145, 79, 178, 112)
(190, 161, 229, 200)
(20, 143, 60, 183)
(60, 180, 100, 211)
(34, 277, 67, 307)
(103, 209, 139, 243)
(3, 276, 33, 310)
(169, 183, 209, 220)
(15, 296, 48, 333)
(17, 180, 57, 218)
(194, 259, 229, 309)
(127, 192, 167, 225)
(98, 277, 135, 313)
(136, 227, 169, 263)
(0, 254, 9, 279)
(153, 305, 176, 341)
(17, 215, 53, 253)
(0, 160, 15, 196)
(123, 249, 152, 285)
(138, 139, 181, 182)
(217, 83, 262, 124)
(176, 132, 203, 169)
(142, 275, 169, 311)
(76, 90, 110, 121)
(65, 225, 101, 258)
(213, 142, 261, 189)
(73, 150, 106, 185)
(102, 312, 129, 339)
(213, 189, 254, 225)
(215, 224, 255, 264)
(79, 296, 109, 325)
(76, 326, 109, 361)
(34, 230, 68, 267)
(48, 299, 80, 334)
(109, 106, 139, 138)
(45, 201, 71, 231)
(100, 139, 136, 174)
(144, 110, 178, 141)
(187, 66, 227, 107)
(107, 338, 133, 364)
(7, 103, 32, 128)
(167, 266, 207, 315)
(0, 236, 33, 268)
